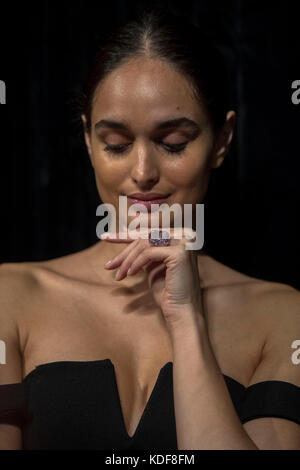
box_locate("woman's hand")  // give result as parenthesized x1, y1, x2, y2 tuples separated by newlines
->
(102, 228, 204, 327)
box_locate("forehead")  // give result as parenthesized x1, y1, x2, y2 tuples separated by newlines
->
(91, 58, 208, 125)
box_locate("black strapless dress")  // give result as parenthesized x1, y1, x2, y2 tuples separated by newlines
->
(0, 359, 299, 449)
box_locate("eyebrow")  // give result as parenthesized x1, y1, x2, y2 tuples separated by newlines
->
(94, 117, 200, 133)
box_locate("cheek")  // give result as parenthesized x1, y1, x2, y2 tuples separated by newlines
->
(92, 151, 127, 190)
(186, 138, 214, 183)
(163, 148, 211, 187)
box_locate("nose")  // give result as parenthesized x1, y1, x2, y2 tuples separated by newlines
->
(130, 142, 160, 188)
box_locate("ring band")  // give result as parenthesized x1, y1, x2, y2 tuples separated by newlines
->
(148, 229, 171, 247)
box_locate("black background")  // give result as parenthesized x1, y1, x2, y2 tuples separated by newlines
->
(0, 0, 299, 288)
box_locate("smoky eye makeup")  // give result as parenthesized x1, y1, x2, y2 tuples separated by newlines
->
(94, 120, 203, 156)
(102, 139, 193, 157)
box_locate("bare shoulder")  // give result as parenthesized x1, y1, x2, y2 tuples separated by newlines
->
(0, 255, 82, 322)
(212, 265, 299, 314)
(0, 262, 46, 384)
(0, 244, 98, 285)
(249, 280, 300, 353)
(0, 262, 42, 319)
(241, 280, 300, 386)
(0, 253, 93, 348)
(243, 278, 300, 325)
(24, 245, 101, 284)
(205, 262, 298, 320)
(228, 276, 300, 337)
(236, 278, 300, 384)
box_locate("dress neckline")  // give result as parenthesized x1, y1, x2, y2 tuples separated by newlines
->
(19, 358, 246, 440)
(21, 358, 246, 388)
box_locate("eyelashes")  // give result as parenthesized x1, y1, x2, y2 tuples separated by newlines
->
(103, 141, 188, 156)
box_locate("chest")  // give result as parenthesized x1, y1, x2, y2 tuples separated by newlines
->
(20, 279, 262, 439)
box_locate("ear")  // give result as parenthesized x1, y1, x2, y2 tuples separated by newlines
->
(211, 110, 236, 169)
(81, 114, 94, 168)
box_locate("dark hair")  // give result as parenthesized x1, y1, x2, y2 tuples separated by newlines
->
(79, 6, 230, 134)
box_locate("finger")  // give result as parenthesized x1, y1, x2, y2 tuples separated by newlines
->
(103, 230, 167, 271)
(127, 246, 173, 277)
(146, 262, 167, 289)
(104, 238, 140, 269)
(143, 260, 164, 276)
(113, 239, 151, 280)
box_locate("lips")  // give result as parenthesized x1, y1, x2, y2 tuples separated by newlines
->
(127, 193, 170, 200)
(127, 195, 170, 210)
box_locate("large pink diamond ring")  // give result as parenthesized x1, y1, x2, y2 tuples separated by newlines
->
(148, 230, 171, 247)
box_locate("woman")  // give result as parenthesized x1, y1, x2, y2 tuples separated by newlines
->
(0, 7, 299, 450)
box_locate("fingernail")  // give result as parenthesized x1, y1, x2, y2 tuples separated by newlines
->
(105, 260, 113, 267)
(115, 269, 121, 280)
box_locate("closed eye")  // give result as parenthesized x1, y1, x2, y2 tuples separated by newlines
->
(103, 141, 188, 156)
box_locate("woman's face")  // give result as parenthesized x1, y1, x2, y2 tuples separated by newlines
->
(82, 58, 235, 231)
